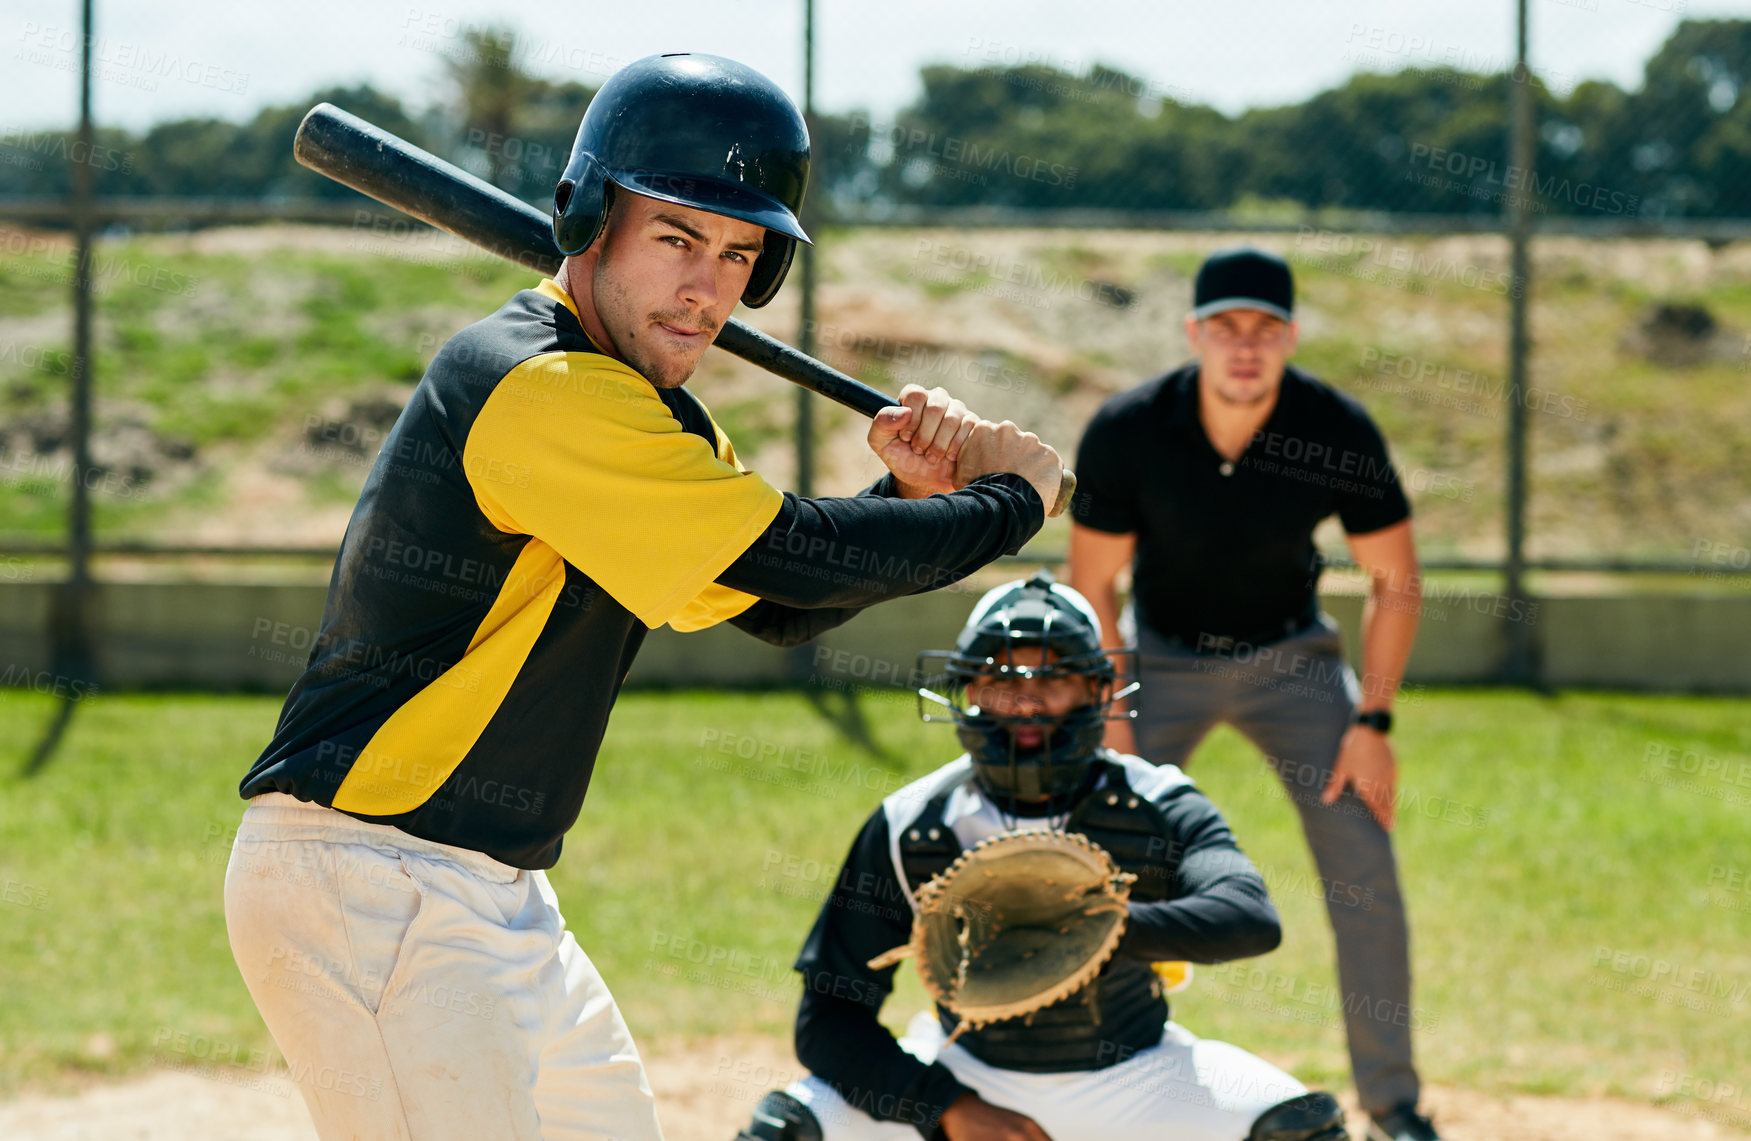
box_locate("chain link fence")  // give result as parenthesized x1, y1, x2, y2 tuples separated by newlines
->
(1, 18, 1748, 590)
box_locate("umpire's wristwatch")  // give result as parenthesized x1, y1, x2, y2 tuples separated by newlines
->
(1354, 710, 1393, 734)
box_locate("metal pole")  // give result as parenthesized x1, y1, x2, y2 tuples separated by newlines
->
(1503, 0, 1537, 685)
(794, 0, 817, 498)
(55, 0, 97, 684)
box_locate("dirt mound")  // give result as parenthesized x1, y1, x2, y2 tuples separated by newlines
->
(2, 1036, 1746, 1140)
(1621, 301, 1743, 367)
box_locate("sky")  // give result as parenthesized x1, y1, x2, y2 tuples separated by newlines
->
(3, 0, 1743, 134)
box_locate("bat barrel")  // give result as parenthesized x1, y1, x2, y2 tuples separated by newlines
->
(294, 103, 563, 276)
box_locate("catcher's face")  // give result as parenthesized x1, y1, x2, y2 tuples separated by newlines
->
(969, 646, 1100, 751)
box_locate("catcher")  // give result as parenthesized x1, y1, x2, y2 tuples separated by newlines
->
(733, 574, 1349, 1141)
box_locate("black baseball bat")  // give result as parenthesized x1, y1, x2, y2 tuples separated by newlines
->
(292, 102, 1075, 514)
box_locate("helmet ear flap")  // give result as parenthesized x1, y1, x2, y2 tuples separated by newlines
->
(553, 153, 610, 256)
(741, 233, 796, 308)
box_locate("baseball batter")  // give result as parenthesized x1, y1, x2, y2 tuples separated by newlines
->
(223, 54, 1062, 1141)
(731, 575, 1351, 1141)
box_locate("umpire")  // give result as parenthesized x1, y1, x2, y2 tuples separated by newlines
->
(1067, 249, 1435, 1141)
(225, 54, 1061, 1141)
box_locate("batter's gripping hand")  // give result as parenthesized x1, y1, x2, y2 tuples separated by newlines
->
(952, 419, 1065, 517)
(867, 384, 979, 498)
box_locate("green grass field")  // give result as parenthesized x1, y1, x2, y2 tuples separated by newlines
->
(0, 688, 1747, 1126)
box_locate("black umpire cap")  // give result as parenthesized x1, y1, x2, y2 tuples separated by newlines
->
(1192, 247, 1294, 323)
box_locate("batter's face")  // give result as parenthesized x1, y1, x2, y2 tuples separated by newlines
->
(571, 193, 766, 389)
(1184, 308, 1299, 408)
(969, 646, 1101, 751)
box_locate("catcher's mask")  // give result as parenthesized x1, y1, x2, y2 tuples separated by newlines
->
(551, 52, 811, 308)
(917, 572, 1138, 813)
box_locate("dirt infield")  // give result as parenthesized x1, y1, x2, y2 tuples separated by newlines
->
(2, 1036, 1747, 1140)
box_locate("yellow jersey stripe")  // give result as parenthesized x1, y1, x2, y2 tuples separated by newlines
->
(462, 350, 782, 631)
(331, 540, 566, 816)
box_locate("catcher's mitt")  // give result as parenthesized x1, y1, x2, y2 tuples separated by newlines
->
(868, 830, 1135, 1040)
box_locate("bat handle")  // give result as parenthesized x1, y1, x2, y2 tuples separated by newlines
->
(1049, 468, 1077, 520)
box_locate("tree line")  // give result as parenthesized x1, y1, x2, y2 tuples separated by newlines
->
(2, 20, 1746, 220)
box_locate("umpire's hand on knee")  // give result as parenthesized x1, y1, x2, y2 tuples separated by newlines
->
(940, 1093, 1055, 1141)
(868, 384, 979, 497)
(1324, 723, 1398, 831)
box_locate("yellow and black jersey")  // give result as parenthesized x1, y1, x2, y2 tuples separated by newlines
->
(242, 279, 785, 866)
(242, 279, 1046, 869)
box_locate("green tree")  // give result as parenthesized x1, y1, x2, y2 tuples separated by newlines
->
(444, 26, 530, 191)
(1626, 19, 1751, 215)
(118, 85, 424, 199)
(5, 17, 1747, 220)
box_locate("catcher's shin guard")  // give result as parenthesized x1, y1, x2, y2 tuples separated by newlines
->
(734, 1090, 823, 1141)
(1249, 1091, 1351, 1141)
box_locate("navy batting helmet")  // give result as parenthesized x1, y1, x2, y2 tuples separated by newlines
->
(918, 572, 1137, 812)
(552, 52, 811, 308)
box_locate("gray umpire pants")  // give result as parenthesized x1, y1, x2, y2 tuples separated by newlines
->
(1131, 615, 1419, 1116)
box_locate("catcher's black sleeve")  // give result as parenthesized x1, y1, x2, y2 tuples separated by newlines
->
(717, 472, 1043, 615)
(1117, 784, 1283, 963)
(792, 811, 973, 1140)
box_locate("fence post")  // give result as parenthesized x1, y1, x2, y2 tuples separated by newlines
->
(787, 0, 821, 688)
(1502, 0, 1539, 686)
(794, 0, 818, 502)
(53, 0, 99, 689)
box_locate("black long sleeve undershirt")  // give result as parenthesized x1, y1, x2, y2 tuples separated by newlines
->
(792, 811, 973, 1140)
(796, 990, 973, 1141)
(1117, 846, 1282, 963)
(720, 472, 1042, 648)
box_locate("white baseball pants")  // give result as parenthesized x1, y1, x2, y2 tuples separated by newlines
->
(787, 1014, 1307, 1141)
(223, 793, 663, 1141)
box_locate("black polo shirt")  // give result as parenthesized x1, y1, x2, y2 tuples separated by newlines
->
(1073, 362, 1410, 649)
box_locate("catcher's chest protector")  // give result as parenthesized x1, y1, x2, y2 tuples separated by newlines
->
(896, 763, 1176, 1073)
